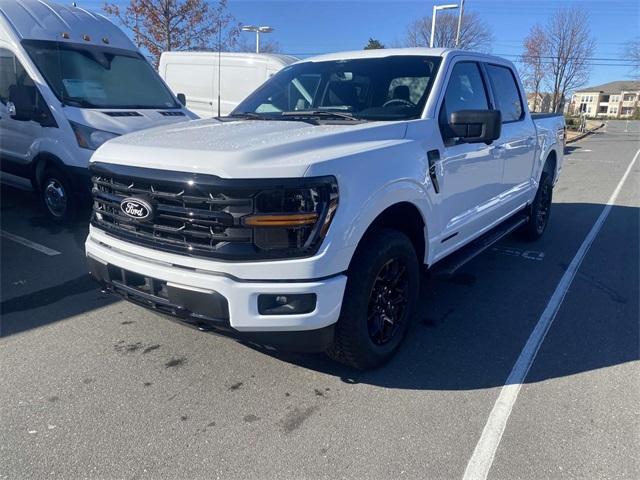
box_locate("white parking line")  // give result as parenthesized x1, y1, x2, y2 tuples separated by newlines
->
(0, 230, 61, 256)
(463, 147, 640, 480)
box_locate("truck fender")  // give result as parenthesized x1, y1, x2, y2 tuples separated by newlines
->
(334, 179, 434, 265)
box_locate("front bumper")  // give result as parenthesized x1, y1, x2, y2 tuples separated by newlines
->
(86, 235, 347, 352)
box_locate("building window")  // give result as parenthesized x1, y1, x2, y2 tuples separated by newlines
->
(610, 95, 619, 103)
(609, 106, 618, 115)
(623, 94, 636, 102)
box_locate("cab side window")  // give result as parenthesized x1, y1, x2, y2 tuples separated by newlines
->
(439, 61, 489, 140)
(486, 64, 523, 122)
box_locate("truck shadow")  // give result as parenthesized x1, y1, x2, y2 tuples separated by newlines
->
(0, 183, 90, 250)
(0, 184, 112, 336)
(1, 197, 638, 391)
(251, 202, 639, 390)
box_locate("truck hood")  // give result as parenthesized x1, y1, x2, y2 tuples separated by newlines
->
(92, 118, 409, 178)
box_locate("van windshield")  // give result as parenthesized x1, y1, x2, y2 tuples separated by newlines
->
(23, 40, 179, 109)
(233, 55, 441, 121)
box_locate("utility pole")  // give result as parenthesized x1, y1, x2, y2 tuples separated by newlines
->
(455, 0, 465, 48)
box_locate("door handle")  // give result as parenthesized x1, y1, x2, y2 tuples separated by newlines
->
(427, 149, 440, 194)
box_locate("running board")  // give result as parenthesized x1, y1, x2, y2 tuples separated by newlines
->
(430, 214, 529, 278)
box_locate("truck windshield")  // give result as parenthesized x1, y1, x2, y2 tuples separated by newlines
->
(233, 55, 441, 121)
(22, 40, 179, 109)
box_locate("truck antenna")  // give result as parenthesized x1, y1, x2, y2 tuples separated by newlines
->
(217, 20, 222, 117)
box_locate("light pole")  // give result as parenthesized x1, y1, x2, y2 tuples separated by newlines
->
(455, 0, 465, 47)
(241, 25, 274, 53)
(430, 3, 459, 48)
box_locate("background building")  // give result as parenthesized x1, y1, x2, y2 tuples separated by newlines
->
(568, 81, 640, 118)
(527, 92, 553, 113)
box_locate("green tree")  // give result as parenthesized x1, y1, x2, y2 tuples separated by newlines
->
(364, 38, 385, 50)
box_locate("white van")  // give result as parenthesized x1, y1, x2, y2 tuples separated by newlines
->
(159, 52, 297, 118)
(0, 0, 195, 221)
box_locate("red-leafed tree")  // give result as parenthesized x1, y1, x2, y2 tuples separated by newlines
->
(103, 0, 240, 66)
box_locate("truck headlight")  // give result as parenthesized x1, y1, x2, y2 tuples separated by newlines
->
(70, 121, 119, 150)
(242, 177, 339, 254)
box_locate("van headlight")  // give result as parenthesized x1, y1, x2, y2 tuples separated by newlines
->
(69, 121, 119, 150)
(242, 177, 339, 255)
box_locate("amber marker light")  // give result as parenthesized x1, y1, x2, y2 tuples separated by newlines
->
(243, 213, 319, 227)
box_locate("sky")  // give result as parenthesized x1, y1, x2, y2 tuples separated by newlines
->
(83, 0, 640, 89)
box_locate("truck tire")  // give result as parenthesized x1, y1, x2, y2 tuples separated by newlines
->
(327, 228, 419, 369)
(520, 172, 553, 241)
(40, 166, 77, 222)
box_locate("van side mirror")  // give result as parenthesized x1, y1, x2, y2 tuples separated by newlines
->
(177, 93, 186, 106)
(448, 109, 501, 144)
(8, 85, 36, 121)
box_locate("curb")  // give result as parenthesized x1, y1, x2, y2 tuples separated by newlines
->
(566, 123, 605, 144)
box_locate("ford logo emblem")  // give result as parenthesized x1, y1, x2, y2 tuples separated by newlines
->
(120, 197, 152, 220)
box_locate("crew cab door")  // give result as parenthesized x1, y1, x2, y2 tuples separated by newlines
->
(434, 60, 504, 255)
(483, 63, 536, 212)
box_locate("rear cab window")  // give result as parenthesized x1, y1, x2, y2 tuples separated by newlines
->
(485, 64, 524, 122)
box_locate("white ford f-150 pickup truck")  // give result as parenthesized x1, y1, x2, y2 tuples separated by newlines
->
(86, 48, 564, 369)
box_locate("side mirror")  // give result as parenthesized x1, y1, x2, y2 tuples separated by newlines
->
(8, 85, 36, 121)
(176, 93, 186, 106)
(448, 109, 501, 144)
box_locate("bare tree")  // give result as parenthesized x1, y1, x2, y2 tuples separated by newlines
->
(404, 11, 492, 52)
(544, 7, 596, 113)
(521, 24, 548, 112)
(623, 37, 640, 79)
(233, 36, 281, 54)
(103, 0, 240, 66)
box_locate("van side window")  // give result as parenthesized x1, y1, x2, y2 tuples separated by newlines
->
(0, 48, 55, 126)
(486, 64, 523, 122)
(439, 62, 489, 139)
(0, 48, 32, 104)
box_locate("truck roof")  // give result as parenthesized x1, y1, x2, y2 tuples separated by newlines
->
(301, 47, 513, 67)
(0, 0, 135, 50)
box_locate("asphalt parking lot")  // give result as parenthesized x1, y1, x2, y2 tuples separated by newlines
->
(1, 120, 638, 480)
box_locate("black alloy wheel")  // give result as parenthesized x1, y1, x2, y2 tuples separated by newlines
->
(520, 171, 553, 241)
(367, 258, 410, 345)
(534, 179, 552, 235)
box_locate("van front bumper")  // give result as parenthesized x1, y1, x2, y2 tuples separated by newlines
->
(86, 236, 347, 352)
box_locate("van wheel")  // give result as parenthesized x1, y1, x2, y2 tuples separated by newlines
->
(40, 166, 77, 222)
(521, 172, 553, 241)
(327, 229, 419, 370)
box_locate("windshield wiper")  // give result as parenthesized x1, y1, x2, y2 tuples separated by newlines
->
(281, 110, 364, 121)
(62, 96, 98, 108)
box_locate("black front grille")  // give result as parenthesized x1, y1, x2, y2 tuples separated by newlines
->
(91, 164, 257, 259)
